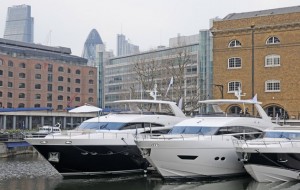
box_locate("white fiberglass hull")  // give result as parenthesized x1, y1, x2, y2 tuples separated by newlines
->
(136, 136, 245, 178)
(245, 164, 300, 183)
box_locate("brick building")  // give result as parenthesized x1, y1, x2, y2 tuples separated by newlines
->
(0, 38, 98, 129)
(211, 6, 300, 120)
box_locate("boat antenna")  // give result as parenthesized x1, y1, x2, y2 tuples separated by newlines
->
(234, 86, 246, 100)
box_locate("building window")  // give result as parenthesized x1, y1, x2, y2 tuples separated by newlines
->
(8, 60, 13, 67)
(0, 91, 2, 97)
(0, 59, 3, 66)
(265, 105, 288, 119)
(57, 105, 63, 110)
(48, 74, 53, 82)
(89, 88, 93, 93)
(89, 80, 94, 84)
(88, 97, 93, 103)
(7, 102, 12, 108)
(75, 97, 80, 102)
(48, 64, 53, 72)
(35, 64, 41, 69)
(58, 76, 64, 81)
(47, 103, 52, 108)
(8, 71, 13, 77)
(35, 74, 42, 79)
(8, 82, 13, 88)
(58, 86, 64, 91)
(265, 54, 280, 67)
(228, 40, 241, 47)
(67, 78, 71, 83)
(75, 88, 80, 93)
(35, 94, 41, 99)
(19, 93, 25, 99)
(8, 92, 13, 98)
(19, 73, 26, 78)
(228, 57, 241, 68)
(75, 79, 80, 84)
(58, 66, 64, 72)
(67, 87, 71, 92)
(89, 70, 94, 75)
(35, 84, 41, 89)
(266, 36, 280, 45)
(68, 68, 71, 73)
(19, 63, 26, 68)
(34, 104, 41, 108)
(19, 83, 25, 88)
(265, 80, 280, 92)
(228, 81, 241, 93)
(58, 95, 64, 101)
(0, 70, 3, 76)
(0, 81, 2, 87)
(76, 69, 81, 74)
(48, 84, 52, 91)
(18, 103, 25, 108)
(47, 93, 52, 101)
(228, 106, 242, 114)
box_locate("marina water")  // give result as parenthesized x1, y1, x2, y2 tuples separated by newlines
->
(0, 154, 300, 190)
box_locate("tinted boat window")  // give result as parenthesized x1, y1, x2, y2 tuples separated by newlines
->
(264, 131, 300, 139)
(168, 126, 219, 135)
(77, 122, 125, 130)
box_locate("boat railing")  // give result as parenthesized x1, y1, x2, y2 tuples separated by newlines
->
(233, 139, 300, 148)
(135, 132, 262, 142)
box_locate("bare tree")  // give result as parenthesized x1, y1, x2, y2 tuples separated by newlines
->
(132, 48, 204, 114)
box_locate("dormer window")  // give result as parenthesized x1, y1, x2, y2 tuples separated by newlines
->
(266, 36, 280, 45)
(228, 40, 241, 47)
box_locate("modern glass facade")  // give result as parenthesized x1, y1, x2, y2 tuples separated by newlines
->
(4, 5, 34, 43)
(82, 29, 103, 66)
(117, 34, 139, 56)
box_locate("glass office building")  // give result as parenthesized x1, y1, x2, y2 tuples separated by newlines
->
(82, 29, 103, 66)
(4, 4, 34, 43)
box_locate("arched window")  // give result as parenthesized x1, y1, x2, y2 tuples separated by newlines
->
(8, 92, 13, 98)
(89, 70, 94, 75)
(264, 105, 288, 119)
(265, 80, 280, 92)
(88, 97, 94, 102)
(228, 105, 242, 114)
(58, 76, 64, 81)
(8, 71, 13, 77)
(266, 36, 280, 45)
(35, 74, 42, 79)
(0, 70, 3, 76)
(58, 95, 64, 101)
(7, 102, 12, 108)
(57, 105, 63, 110)
(75, 88, 80, 92)
(19, 83, 25, 88)
(68, 68, 71, 73)
(76, 69, 81, 74)
(228, 57, 241, 68)
(228, 40, 241, 47)
(34, 104, 41, 108)
(35, 64, 41, 69)
(265, 54, 280, 67)
(19, 73, 26, 78)
(75, 97, 80, 102)
(18, 103, 25, 108)
(75, 79, 80, 84)
(19, 63, 26, 68)
(89, 80, 94, 84)
(58, 66, 64, 72)
(228, 81, 241, 93)
(35, 84, 41, 89)
(35, 94, 41, 99)
(8, 60, 13, 67)
(89, 88, 93, 93)
(19, 93, 25, 98)
(58, 86, 64, 91)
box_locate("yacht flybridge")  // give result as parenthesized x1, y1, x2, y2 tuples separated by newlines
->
(234, 126, 300, 182)
(135, 92, 279, 179)
(25, 91, 186, 176)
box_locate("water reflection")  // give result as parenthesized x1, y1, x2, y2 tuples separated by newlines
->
(1, 154, 300, 190)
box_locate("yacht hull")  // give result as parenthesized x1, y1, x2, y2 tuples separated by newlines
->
(136, 136, 245, 178)
(28, 138, 147, 176)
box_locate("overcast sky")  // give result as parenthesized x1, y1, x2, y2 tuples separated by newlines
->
(0, 0, 299, 56)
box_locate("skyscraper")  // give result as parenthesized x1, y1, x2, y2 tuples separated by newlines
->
(117, 34, 139, 56)
(82, 29, 103, 66)
(4, 4, 34, 43)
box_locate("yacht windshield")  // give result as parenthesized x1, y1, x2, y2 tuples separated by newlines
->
(77, 122, 125, 130)
(168, 126, 219, 135)
(262, 131, 300, 139)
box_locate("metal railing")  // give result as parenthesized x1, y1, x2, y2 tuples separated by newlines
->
(233, 139, 300, 148)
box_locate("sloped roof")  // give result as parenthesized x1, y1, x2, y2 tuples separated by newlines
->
(223, 5, 300, 20)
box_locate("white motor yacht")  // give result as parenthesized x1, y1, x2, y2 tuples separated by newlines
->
(25, 98, 186, 176)
(234, 126, 300, 182)
(135, 93, 279, 179)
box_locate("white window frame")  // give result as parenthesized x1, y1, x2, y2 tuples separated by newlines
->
(228, 57, 242, 69)
(228, 40, 241, 48)
(265, 54, 280, 67)
(228, 81, 241, 93)
(265, 80, 280, 92)
(266, 36, 280, 45)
